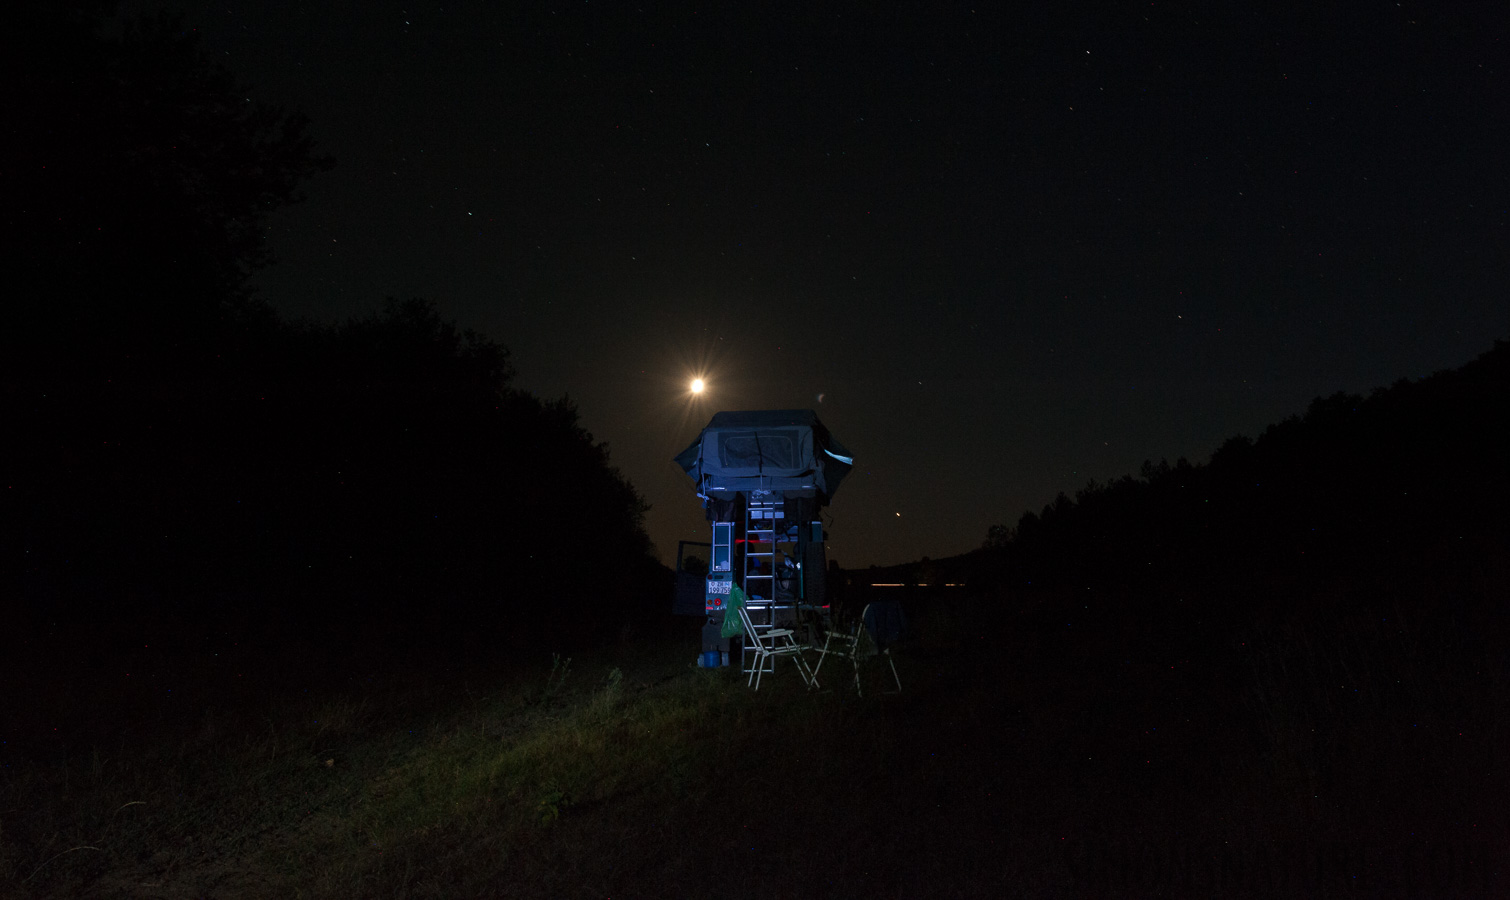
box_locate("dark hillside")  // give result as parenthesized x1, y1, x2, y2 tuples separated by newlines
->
(836, 340, 1509, 872)
(1, 9, 667, 761)
(921, 340, 1510, 849)
(979, 338, 1509, 609)
(2, 298, 668, 679)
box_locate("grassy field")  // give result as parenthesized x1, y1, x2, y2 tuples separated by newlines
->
(4, 598, 1506, 898)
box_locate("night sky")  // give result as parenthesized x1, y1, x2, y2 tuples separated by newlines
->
(150, 0, 1507, 568)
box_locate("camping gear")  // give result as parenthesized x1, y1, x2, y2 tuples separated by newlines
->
(736, 594, 819, 691)
(673, 409, 853, 503)
(811, 601, 904, 697)
(673, 410, 853, 682)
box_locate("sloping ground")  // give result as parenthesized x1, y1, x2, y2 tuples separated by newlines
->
(5, 599, 1506, 899)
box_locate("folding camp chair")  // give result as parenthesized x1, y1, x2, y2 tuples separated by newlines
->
(735, 598, 819, 691)
(812, 600, 903, 697)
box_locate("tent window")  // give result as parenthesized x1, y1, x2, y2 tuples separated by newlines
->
(720, 430, 799, 470)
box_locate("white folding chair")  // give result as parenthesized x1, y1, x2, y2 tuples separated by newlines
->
(812, 601, 902, 697)
(737, 602, 819, 691)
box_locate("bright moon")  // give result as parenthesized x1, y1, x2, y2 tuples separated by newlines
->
(690, 378, 705, 394)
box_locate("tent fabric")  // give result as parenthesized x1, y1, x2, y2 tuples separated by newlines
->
(673, 409, 854, 503)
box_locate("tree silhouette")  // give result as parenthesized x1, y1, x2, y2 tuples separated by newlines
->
(978, 338, 1510, 633)
(4, 6, 330, 375)
(2, 11, 663, 670)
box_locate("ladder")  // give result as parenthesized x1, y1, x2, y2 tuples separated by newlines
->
(741, 494, 793, 674)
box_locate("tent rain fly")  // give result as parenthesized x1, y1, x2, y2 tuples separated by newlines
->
(674, 409, 853, 504)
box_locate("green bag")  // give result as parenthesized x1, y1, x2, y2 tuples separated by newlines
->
(720, 583, 748, 639)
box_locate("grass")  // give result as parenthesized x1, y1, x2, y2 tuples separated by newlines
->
(4, 598, 1507, 898)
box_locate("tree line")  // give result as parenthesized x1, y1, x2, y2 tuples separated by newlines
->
(2, 6, 666, 670)
(981, 339, 1507, 605)
(971, 336, 1509, 706)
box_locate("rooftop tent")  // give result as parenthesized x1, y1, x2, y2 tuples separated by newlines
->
(673, 409, 854, 503)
